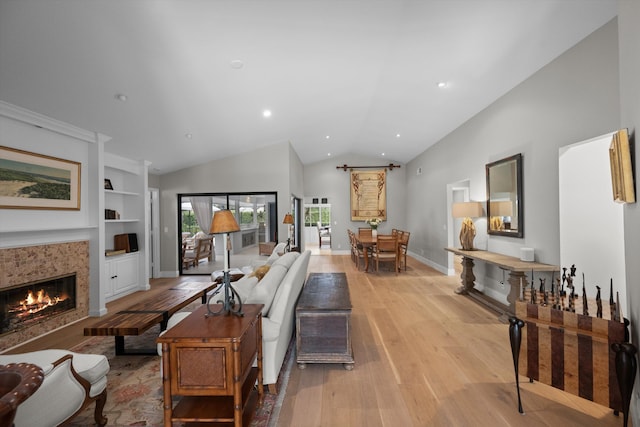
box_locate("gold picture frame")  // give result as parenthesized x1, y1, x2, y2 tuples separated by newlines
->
(609, 129, 635, 204)
(350, 169, 387, 221)
(0, 146, 81, 210)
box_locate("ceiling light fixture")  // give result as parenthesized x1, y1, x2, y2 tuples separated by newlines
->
(396, 133, 401, 138)
(263, 110, 272, 118)
(381, 152, 386, 156)
(437, 82, 448, 88)
(185, 133, 193, 139)
(115, 94, 128, 102)
(327, 152, 331, 156)
(230, 59, 244, 69)
(325, 135, 330, 140)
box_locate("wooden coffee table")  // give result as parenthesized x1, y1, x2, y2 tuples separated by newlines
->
(84, 281, 218, 355)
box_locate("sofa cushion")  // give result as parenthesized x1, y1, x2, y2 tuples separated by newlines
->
(232, 276, 259, 302)
(271, 251, 299, 269)
(245, 263, 288, 315)
(268, 250, 310, 321)
(266, 242, 287, 265)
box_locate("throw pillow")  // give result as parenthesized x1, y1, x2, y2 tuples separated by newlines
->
(249, 265, 270, 281)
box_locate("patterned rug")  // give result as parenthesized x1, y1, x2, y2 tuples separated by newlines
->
(68, 324, 292, 426)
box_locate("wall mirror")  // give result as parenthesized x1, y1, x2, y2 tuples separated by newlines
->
(486, 153, 523, 237)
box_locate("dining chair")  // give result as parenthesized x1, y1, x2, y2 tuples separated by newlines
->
(372, 234, 399, 274)
(349, 231, 368, 270)
(398, 231, 410, 271)
(317, 222, 332, 248)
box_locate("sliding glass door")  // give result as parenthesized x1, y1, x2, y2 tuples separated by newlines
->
(178, 192, 277, 275)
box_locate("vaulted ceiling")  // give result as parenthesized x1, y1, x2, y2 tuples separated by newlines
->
(0, 1, 617, 174)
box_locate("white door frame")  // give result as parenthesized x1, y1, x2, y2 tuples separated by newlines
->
(148, 188, 161, 278)
(446, 180, 470, 275)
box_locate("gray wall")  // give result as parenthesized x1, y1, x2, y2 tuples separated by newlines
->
(406, 18, 620, 302)
(303, 153, 407, 252)
(619, 0, 640, 421)
(157, 141, 303, 275)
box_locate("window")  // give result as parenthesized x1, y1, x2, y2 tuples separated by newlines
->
(304, 204, 331, 227)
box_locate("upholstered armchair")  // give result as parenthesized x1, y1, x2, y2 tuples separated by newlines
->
(0, 350, 110, 427)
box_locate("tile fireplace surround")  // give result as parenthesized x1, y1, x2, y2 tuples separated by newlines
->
(0, 241, 89, 352)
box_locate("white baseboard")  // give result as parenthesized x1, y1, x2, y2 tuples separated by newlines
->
(408, 250, 448, 274)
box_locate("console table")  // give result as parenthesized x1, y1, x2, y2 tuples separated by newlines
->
(296, 272, 354, 370)
(157, 304, 263, 427)
(445, 248, 559, 317)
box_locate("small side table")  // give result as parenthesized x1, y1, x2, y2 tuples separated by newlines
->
(157, 304, 264, 427)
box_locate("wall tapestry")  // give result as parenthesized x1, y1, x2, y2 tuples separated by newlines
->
(0, 146, 81, 210)
(350, 169, 386, 221)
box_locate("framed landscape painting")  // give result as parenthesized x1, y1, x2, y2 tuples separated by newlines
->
(0, 146, 81, 210)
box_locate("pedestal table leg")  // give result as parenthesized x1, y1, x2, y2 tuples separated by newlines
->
(455, 256, 475, 294)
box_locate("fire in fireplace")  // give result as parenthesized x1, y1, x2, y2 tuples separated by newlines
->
(1, 274, 76, 335)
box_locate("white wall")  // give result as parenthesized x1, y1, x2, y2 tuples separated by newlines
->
(157, 141, 303, 276)
(0, 113, 93, 240)
(559, 132, 626, 313)
(618, 0, 640, 421)
(303, 153, 407, 252)
(406, 18, 620, 303)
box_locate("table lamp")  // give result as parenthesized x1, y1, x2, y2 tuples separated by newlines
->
(283, 213, 294, 252)
(452, 201, 484, 250)
(207, 210, 243, 316)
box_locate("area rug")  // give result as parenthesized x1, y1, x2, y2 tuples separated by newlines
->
(68, 325, 292, 427)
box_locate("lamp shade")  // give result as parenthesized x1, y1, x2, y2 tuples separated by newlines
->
(209, 210, 240, 234)
(490, 201, 513, 217)
(452, 202, 484, 219)
(283, 213, 294, 225)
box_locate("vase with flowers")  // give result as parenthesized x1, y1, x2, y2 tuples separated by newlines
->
(366, 218, 382, 238)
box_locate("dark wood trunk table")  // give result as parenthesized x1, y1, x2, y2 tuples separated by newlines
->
(296, 272, 354, 370)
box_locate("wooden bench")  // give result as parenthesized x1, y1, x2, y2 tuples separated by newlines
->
(84, 282, 220, 355)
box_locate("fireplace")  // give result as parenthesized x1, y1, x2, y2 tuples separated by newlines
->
(0, 274, 77, 336)
(0, 241, 88, 352)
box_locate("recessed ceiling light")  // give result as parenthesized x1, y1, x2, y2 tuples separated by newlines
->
(115, 93, 128, 102)
(381, 152, 386, 156)
(325, 135, 330, 140)
(230, 59, 244, 69)
(396, 133, 401, 138)
(327, 152, 331, 157)
(263, 110, 272, 118)
(185, 133, 193, 139)
(437, 82, 448, 88)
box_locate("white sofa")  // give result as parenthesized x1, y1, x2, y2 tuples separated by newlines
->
(243, 250, 310, 393)
(168, 248, 310, 394)
(0, 350, 109, 427)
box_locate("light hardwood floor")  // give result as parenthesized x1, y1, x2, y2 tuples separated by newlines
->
(6, 254, 626, 426)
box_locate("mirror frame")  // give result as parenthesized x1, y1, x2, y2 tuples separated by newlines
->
(486, 153, 523, 238)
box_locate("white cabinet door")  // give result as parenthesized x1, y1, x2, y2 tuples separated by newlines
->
(104, 259, 115, 298)
(105, 253, 139, 301)
(113, 254, 139, 294)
